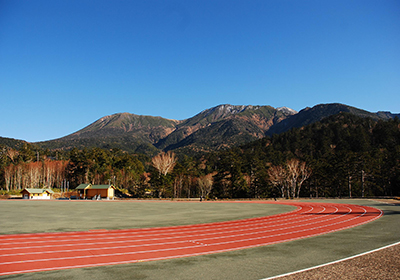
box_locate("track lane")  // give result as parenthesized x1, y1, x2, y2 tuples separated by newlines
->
(0, 201, 383, 276)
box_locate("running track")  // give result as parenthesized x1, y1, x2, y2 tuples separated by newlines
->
(0, 201, 383, 276)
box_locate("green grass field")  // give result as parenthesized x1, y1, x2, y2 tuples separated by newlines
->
(0, 200, 294, 235)
(0, 199, 399, 280)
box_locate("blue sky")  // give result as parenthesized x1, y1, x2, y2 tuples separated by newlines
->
(1, 0, 399, 142)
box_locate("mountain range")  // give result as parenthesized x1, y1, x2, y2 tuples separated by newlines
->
(2, 103, 399, 155)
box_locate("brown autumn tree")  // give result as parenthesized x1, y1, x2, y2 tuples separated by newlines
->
(268, 159, 312, 199)
(267, 165, 288, 198)
(3, 160, 68, 190)
(5, 148, 19, 163)
(4, 164, 14, 191)
(297, 161, 312, 198)
(151, 151, 177, 177)
(151, 151, 177, 198)
(198, 173, 214, 199)
(286, 159, 300, 199)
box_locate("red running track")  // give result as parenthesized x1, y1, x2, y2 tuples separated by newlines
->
(0, 201, 383, 276)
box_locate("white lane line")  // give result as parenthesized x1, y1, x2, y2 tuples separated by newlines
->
(0, 206, 319, 247)
(0, 211, 320, 252)
(0, 206, 309, 244)
(0, 203, 383, 276)
(0, 206, 327, 254)
(0, 206, 380, 264)
(260, 240, 400, 280)
(2, 233, 394, 277)
(0, 205, 306, 242)
(0, 205, 367, 258)
(0, 210, 332, 258)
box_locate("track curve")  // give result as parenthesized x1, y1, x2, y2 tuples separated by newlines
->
(0, 201, 383, 276)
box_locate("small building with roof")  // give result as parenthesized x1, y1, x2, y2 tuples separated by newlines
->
(21, 188, 54, 199)
(75, 184, 115, 199)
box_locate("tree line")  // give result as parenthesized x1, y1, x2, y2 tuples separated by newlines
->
(1, 113, 399, 198)
(234, 113, 400, 198)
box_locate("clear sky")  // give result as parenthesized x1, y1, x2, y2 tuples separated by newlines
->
(1, 0, 399, 142)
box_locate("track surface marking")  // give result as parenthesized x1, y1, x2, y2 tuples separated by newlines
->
(0, 201, 382, 276)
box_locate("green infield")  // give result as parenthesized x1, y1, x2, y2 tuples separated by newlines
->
(0, 199, 294, 235)
(0, 199, 399, 280)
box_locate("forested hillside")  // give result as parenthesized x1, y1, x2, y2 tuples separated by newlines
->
(0, 137, 28, 150)
(1, 113, 399, 198)
(227, 113, 400, 198)
(36, 113, 179, 154)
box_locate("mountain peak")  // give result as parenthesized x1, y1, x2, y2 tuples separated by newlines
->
(34, 102, 399, 155)
(276, 107, 298, 115)
(203, 104, 259, 116)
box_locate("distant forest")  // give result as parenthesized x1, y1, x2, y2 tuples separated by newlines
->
(1, 113, 399, 198)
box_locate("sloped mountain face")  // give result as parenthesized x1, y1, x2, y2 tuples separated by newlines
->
(64, 113, 180, 143)
(37, 105, 296, 154)
(0, 137, 29, 150)
(376, 111, 400, 119)
(265, 103, 389, 136)
(155, 105, 296, 151)
(161, 117, 268, 153)
(37, 113, 181, 154)
(34, 103, 399, 155)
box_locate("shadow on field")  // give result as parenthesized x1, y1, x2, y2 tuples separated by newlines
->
(367, 203, 400, 208)
(381, 210, 400, 215)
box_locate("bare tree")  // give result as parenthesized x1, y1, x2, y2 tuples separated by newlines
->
(268, 159, 312, 199)
(152, 151, 177, 176)
(297, 161, 312, 198)
(286, 159, 312, 198)
(173, 174, 184, 198)
(267, 165, 288, 198)
(287, 159, 300, 199)
(28, 162, 41, 188)
(151, 151, 177, 198)
(15, 164, 23, 190)
(4, 165, 14, 191)
(3, 160, 69, 191)
(5, 148, 19, 163)
(198, 173, 214, 198)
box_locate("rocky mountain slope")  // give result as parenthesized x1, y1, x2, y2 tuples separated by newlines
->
(30, 103, 400, 154)
(155, 105, 294, 152)
(266, 103, 397, 136)
(37, 113, 180, 154)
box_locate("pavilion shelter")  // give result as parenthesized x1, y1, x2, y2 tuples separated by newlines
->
(21, 188, 54, 199)
(75, 184, 115, 199)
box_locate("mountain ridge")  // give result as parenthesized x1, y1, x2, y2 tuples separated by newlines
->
(6, 103, 399, 155)
(266, 103, 385, 136)
(155, 104, 295, 151)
